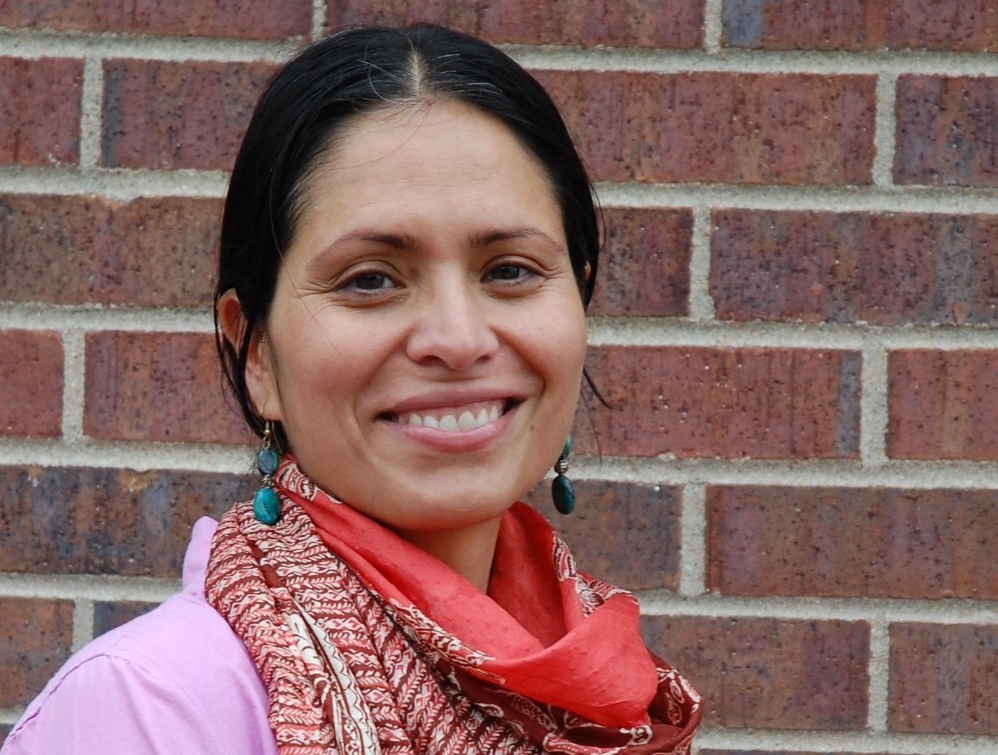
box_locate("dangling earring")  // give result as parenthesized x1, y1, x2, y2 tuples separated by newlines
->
(551, 437, 575, 515)
(253, 421, 281, 525)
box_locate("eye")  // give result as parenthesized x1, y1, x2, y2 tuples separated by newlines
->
(487, 264, 533, 282)
(342, 271, 397, 291)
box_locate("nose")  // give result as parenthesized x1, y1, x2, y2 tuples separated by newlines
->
(405, 278, 500, 371)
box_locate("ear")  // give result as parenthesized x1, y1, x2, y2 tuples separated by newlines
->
(217, 289, 283, 422)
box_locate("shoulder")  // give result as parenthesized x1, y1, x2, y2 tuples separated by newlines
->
(3, 521, 275, 755)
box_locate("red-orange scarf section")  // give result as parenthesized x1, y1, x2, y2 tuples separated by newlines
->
(206, 459, 701, 755)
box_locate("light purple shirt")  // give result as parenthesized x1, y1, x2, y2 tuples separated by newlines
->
(3, 518, 277, 755)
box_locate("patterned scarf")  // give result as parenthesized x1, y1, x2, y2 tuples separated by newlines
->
(205, 459, 701, 755)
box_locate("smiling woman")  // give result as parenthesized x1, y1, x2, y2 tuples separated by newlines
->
(2, 24, 701, 755)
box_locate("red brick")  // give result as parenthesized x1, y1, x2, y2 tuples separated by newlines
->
(326, 0, 703, 48)
(642, 616, 870, 729)
(889, 623, 998, 735)
(522, 480, 681, 591)
(534, 71, 875, 185)
(0, 194, 221, 308)
(572, 346, 860, 459)
(589, 207, 691, 317)
(708, 486, 998, 599)
(888, 350, 998, 461)
(93, 601, 159, 637)
(0, 598, 74, 707)
(0, 330, 63, 439)
(722, 0, 998, 52)
(84, 331, 252, 444)
(710, 210, 998, 326)
(102, 60, 276, 170)
(700, 752, 898, 755)
(0, 465, 251, 576)
(895, 76, 998, 187)
(0, 0, 310, 39)
(0, 57, 81, 167)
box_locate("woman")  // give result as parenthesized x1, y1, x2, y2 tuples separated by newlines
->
(3, 24, 701, 755)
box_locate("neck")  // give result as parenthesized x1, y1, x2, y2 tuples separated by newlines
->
(394, 517, 502, 592)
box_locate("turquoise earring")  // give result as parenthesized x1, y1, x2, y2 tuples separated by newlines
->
(253, 422, 281, 525)
(551, 437, 575, 515)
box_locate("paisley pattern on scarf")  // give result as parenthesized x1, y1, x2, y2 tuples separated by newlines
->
(206, 459, 701, 755)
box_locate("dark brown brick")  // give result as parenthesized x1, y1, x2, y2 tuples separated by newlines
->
(102, 60, 276, 170)
(889, 623, 998, 735)
(722, 0, 998, 52)
(888, 350, 998, 461)
(0, 194, 221, 308)
(0, 466, 252, 577)
(573, 346, 860, 459)
(0, 0, 310, 38)
(642, 616, 870, 729)
(84, 331, 252, 444)
(0, 330, 63, 439)
(522, 480, 681, 591)
(534, 71, 875, 186)
(589, 207, 691, 317)
(0, 57, 81, 167)
(710, 210, 998, 326)
(93, 601, 160, 637)
(895, 76, 998, 187)
(0, 598, 74, 707)
(708, 486, 998, 599)
(326, 0, 703, 49)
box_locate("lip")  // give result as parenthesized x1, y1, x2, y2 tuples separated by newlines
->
(378, 390, 522, 453)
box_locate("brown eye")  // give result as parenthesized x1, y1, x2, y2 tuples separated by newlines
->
(488, 264, 529, 281)
(344, 272, 396, 291)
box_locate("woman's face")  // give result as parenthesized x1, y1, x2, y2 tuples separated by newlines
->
(245, 99, 587, 540)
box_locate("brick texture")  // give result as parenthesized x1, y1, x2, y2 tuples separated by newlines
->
(0, 57, 82, 167)
(889, 623, 998, 735)
(522, 480, 682, 591)
(0, 598, 74, 707)
(102, 60, 276, 170)
(895, 76, 998, 187)
(642, 616, 870, 730)
(707, 486, 998, 599)
(535, 71, 875, 185)
(574, 346, 860, 459)
(589, 207, 692, 317)
(888, 350, 998, 461)
(0, 330, 63, 438)
(0, 466, 251, 577)
(0, 195, 221, 308)
(722, 0, 998, 52)
(83, 331, 252, 444)
(0, 0, 311, 38)
(710, 210, 998, 326)
(326, 0, 703, 48)
(93, 601, 159, 637)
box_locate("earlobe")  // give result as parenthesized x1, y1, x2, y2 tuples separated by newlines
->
(217, 289, 283, 422)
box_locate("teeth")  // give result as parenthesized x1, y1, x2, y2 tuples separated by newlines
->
(399, 403, 504, 432)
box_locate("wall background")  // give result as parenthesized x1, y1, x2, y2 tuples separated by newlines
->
(1, 1, 996, 752)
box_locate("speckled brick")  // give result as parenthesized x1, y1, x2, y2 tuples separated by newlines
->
(93, 601, 160, 637)
(0, 194, 221, 308)
(102, 60, 276, 170)
(0, 57, 81, 166)
(0, 598, 74, 707)
(326, 0, 703, 48)
(895, 75, 998, 187)
(642, 616, 870, 729)
(888, 350, 998, 461)
(534, 71, 875, 185)
(0, 0, 310, 38)
(84, 331, 252, 444)
(890, 623, 998, 735)
(572, 346, 860, 459)
(0, 330, 63, 438)
(710, 210, 998, 325)
(723, 0, 998, 52)
(708, 486, 998, 599)
(522, 480, 681, 591)
(589, 207, 691, 317)
(0, 465, 252, 576)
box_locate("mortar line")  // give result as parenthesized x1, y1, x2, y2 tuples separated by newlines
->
(687, 206, 716, 321)
(867, 620, 891, 733)
(78, 57, 104, 170)
(60, 329, 86, 442)
(873, 72, 900, 189)
(678, 484, 707, 596)
(860, 344, 889, 466)
(312, 0, 327, 41)
(702, 0, 724, 54)
(71, 599, 95, 653)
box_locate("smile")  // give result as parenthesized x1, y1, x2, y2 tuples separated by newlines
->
(386, 400, 509, 433)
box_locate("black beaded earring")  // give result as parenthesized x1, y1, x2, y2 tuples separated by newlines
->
(253, 422, 281, 525)
(551, 437, 575, 515)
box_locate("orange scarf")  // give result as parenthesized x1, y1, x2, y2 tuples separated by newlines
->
(206, 459, 701, 755)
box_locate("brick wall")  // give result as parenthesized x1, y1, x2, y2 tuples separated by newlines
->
(1, 1, 996, 753)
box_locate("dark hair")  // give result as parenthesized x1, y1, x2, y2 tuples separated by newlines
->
(215, 24, 601, 437)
